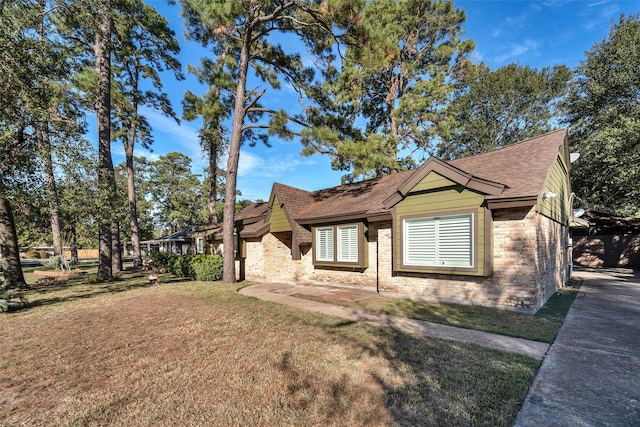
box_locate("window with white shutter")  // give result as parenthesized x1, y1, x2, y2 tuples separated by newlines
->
(313, 223, 366, 267)
(403, 214, 473, 268)
(337, 225, 358, 262)
(315, 227, 334, 262)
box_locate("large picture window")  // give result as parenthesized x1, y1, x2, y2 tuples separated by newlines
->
(313, 223, 366, 267)
(403, 214, 473, 268)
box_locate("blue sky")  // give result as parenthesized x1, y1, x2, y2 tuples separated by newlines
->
(104, 0, 640, 202)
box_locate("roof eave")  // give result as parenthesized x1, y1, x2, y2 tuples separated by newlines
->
(240, 222, 271, 238)
(486, 196, 538, 210)
(295, 210, 369, 225)
(383, 158, 506, 210)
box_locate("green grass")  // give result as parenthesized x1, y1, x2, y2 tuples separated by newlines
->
(293, 279, 582, 343)
(0, 270, 539, 426)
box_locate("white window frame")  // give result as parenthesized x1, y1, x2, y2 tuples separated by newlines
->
(313, 223, 364, 267)
(337, 225, 358, 263)
(196, 237, 204, 254)
(403, 213, 474, 268)
(315, 226, 334, 262)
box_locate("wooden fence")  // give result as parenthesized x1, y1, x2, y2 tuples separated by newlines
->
(63, 249, 99, 259)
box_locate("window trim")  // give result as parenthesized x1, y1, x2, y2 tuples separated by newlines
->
(315, 226, 334, 262)
(312, 223, 367, 268)
(196, 237, 204, 254)
(399, 210, 478, 274)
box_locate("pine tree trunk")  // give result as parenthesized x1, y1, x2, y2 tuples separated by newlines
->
(0, 197, 26, 289)
(125, 129, 143, 267)
(39, 128, 63, 256)
(222, 33, 251, 283)
(70, 224, 78, 264)
(94, 1, 114, 280)
(112, 222, 122, 273)
(208, 141, 218, 224)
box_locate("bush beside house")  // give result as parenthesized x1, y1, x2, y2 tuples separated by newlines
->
(150, 252, 223, 281)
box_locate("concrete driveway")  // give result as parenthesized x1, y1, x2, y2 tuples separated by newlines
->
(515, 268, 640, 426)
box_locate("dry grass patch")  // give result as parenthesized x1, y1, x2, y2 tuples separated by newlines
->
(0, 280, 538, 426)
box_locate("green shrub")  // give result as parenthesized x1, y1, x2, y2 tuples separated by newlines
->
(0, 289, 26, 312)
(191, 255, 223, 281)
(149, 252, 175, 269)
(168, 254, 195, 278)
(48, 255, 64, 270)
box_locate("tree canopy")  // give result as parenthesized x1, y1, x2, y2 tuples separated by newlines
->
(437, 63, 571, 159)
(301, 0, 474, 181)
(564, 14, 640, 216)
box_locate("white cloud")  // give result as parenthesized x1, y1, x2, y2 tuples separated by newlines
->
(578, 1, 620, 31)
(237, 151, 265, 175)
(139, 106, 206, 172)
(235, 149, 315, 179)
(494, 39, 541, 63)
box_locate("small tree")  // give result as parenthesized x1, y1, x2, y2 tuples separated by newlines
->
(148, 153, 207, 234)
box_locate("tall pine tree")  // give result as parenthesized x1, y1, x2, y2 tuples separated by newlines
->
(180, 0, 362, 282)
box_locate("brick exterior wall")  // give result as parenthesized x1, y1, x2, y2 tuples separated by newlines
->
(242, 206, 566, 313)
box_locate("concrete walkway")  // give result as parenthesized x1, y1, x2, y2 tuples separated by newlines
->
(239, 282, 550, 360)
(515, 268, 640, 426)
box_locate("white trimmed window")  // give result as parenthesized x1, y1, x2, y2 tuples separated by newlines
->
(196, 237, 204, 254)
(337, 225, 358, 262)
(403, 214, 473, 268)
(315, 227, 334, 262)
(314, 224, 364, 266)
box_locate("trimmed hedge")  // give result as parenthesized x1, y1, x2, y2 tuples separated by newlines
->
(169, 255, 194, 278)
(149, 252, 175, 270)
(191, 255, 223, 281)
(149, 252, 223, 282)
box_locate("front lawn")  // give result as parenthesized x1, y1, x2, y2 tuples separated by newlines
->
(293, 280, 582, 343)
(0, 272, 538, 426)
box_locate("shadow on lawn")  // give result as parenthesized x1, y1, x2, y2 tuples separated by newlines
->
(11, 274, 187, 313)
(327, 322, 538, 426)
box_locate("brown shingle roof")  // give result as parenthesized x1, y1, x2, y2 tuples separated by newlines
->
(448, 129, 567, 201)
(235, 201, 269, 223)
(295, 129, 568, 222)
(234, 129, 568, 229)
(295, 171, 414, 222)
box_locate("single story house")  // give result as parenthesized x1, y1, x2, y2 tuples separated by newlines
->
(214, 129, 576, 313)
(141, 227, 195, 255)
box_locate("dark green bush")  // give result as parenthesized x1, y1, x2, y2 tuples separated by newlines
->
(149, 252, 175, 269)
(168, 254, 195, 278)
(191, 255, 223, 281)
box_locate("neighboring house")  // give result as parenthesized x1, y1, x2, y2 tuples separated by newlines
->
(215, 129, 575, 313)
(141, 227, 194, 255)
(572, 211, 640, 268)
